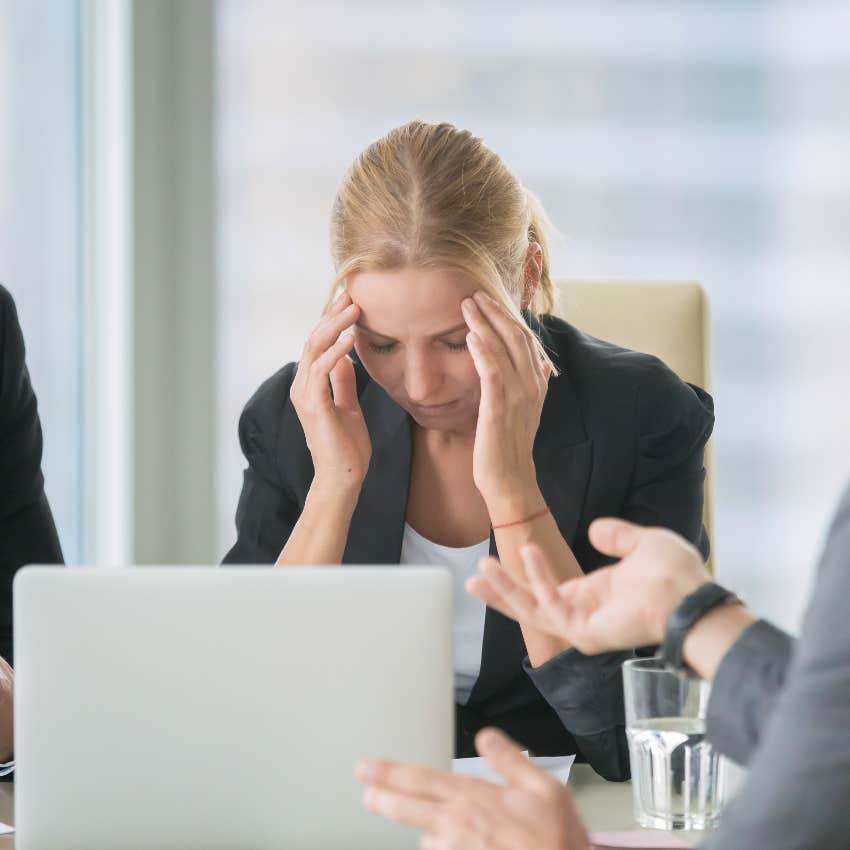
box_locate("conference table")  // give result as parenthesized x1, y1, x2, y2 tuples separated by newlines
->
(0, 764, 707, 848)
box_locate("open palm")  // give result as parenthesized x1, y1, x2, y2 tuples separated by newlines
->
(466, 519, 711, 654)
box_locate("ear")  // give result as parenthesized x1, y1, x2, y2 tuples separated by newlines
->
(521, 242, 543, 310)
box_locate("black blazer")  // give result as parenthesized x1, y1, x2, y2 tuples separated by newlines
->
(224, 313, 714, 780)
(0, 285, 64, 667)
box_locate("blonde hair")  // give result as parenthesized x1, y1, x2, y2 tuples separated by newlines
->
(327, 120, 559, 372)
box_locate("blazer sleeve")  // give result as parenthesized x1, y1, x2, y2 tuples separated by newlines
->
(222, 363, 305, 564)
(523, 365, 715, 781)
(704, 619, 794, 765)
(0, 286, 64, 666)
(624, 366, 715, 558)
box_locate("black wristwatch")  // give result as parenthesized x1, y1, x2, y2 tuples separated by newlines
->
(661, 582, 741, 673)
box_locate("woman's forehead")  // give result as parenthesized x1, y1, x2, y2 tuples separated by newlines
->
(348, 265, 480, 299)
(348, 266, 481, 337)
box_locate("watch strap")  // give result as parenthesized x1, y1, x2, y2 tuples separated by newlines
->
(661, 581, 739, 672)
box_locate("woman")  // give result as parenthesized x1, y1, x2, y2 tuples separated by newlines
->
(224, 120, 714, 780)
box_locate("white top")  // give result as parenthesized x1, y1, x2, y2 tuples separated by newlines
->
(400, 522, 490, 704)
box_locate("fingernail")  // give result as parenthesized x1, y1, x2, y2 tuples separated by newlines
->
(362, 788, 377, 809)
(478, 729, 504, 751)
(355, 760, 375, 782)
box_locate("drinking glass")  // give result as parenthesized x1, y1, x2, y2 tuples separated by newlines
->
(623, 657, 740, 830)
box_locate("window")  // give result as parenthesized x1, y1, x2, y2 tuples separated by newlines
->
(0, 2, 83, 561)
(216, 0, 850, 631)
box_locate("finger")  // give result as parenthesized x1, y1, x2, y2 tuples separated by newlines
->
(302, 303, 359, 365)
(465, 576, 526, 622)
(466, 332, 505, 410)
(520, 545, 579, 637)
(474, 729, 554, 796)
(362, 786, 442, 831)
(329, 353, 359, 410)
(587, 517, 645, 559)
(479, 551, 573, 640)
(306, 332, 356, 404)
(323, 288, 352, 317)
(355, 758, 491, 802)
(478, 558, 539, 620)
(520, 544, 564, 608)
(461, 298, 516, 371)
(472, 290, 539, 380)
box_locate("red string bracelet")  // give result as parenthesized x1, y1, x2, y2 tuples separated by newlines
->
(491, 506, 550, 530)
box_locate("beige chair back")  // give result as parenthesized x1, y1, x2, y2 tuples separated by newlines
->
(553, 281, 714, 570)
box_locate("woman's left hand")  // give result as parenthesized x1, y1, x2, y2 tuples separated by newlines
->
(462, 290, 552, 517)
(356, 727, 590, 850)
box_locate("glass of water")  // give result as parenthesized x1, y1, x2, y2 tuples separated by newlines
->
(623, 657, 737, 831)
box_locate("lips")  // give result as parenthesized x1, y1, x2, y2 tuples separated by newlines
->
(410, 400, 457, 413)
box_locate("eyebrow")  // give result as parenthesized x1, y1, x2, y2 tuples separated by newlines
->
(355, 321, 468, 342)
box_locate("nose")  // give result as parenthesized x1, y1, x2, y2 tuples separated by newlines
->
(403, 348, 443, 404)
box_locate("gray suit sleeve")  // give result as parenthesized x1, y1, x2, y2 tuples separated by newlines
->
(705, 619, 794, 765)
(699, 483, 850, 850)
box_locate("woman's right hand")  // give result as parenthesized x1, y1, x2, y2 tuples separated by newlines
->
(289, 290, 372, 498)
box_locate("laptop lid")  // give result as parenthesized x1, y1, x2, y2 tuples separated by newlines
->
(14, 566, 453, 850)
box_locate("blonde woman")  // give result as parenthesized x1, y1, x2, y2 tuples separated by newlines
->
(224, 120, 714, 780)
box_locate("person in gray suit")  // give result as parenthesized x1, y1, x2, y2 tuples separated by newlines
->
(356, 482, 850, 850)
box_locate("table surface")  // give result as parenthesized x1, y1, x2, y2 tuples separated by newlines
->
(0, 764, 706, 848)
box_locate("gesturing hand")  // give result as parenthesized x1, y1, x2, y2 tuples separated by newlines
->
(357, 728, 590, 850)
(461, 290, 552, 516)
(467, 519, 711, 654)
(289, 290, 372, 495)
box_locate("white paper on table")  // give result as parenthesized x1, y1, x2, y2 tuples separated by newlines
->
(590, 831, 692, 849)
(452, 751, 575, 785)
(0, 822, 13, 835)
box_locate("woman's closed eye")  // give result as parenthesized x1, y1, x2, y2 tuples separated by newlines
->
(365, 341, 398, 355)
(365, 339, 468, 355)
(443, 339, 468, 352)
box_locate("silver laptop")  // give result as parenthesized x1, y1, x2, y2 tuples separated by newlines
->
(14, 566, 453, 850)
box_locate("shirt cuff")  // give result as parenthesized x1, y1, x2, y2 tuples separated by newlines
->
(522, 646, 631, 737)
(707, 619, 794, 766)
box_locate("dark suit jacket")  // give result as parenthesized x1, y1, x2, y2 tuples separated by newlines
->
(224, 312, 714, 780)
(0, 285, 64, 667)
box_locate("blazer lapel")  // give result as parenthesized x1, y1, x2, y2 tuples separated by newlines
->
(342, 371, 412, 564)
